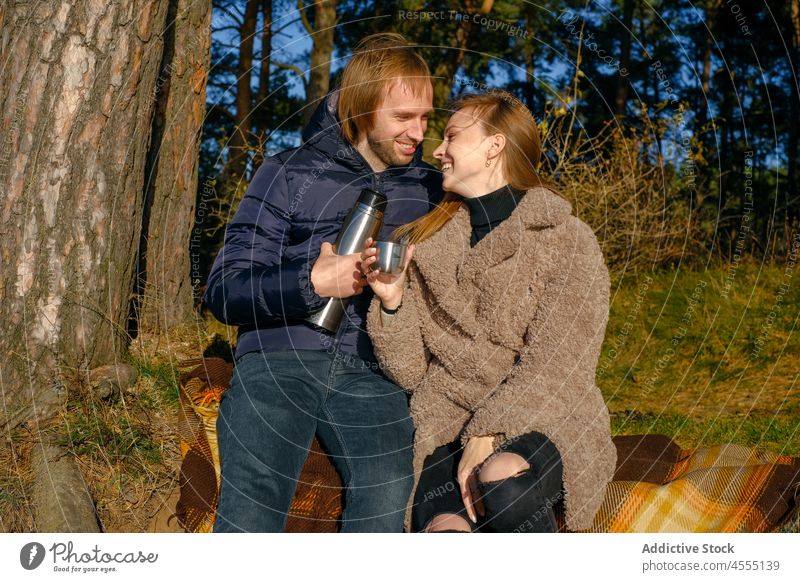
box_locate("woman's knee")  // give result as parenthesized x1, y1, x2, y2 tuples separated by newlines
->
(474, 452, 563, 533)
(478, 452, 530, 483)
(476, 477, 560, 533)
(425, 513, 472, 533)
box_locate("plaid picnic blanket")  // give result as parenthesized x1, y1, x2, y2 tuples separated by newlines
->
(174, 357, 800, 533)
(575, 434, 800, 532)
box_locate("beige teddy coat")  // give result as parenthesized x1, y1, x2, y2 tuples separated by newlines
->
(366, 186, 617, 532)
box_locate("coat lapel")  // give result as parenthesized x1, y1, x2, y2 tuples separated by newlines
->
(412, 207, 481, 337)
(411, 187, 574, 340)
(458, 210, 524, 286)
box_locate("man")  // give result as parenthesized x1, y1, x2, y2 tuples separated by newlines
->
(203, 33, 441, 532)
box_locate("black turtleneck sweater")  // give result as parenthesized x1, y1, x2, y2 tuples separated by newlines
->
(462, 184, 527, 247)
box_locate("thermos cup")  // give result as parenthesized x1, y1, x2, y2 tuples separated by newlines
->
(369, 240, 408, 274)
(306, 189, 387, 332)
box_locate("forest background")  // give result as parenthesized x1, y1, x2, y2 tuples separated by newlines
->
(0, 0, 798, 532)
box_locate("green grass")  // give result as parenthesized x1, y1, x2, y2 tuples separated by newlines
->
(57, 410, 162, 464)
(611, 411, 800, 456)
(600, 259, 800, 456)
(123, 355, 181, 411)
(55, 353, 183, 473)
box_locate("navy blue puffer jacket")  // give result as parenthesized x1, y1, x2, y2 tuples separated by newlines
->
(203, 91, 443, 362)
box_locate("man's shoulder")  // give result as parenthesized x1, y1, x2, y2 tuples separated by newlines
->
(269, 141, 346, 175)
(270, 145, 306, 169)
(246, 146, 322, 188)
(241, 146, 326, 203)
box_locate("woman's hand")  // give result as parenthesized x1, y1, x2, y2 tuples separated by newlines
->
(457, 435, 496, 523)
(360, 237, 415, 309)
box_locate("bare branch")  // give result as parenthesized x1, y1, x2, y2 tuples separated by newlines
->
(272, 16, 302, 36)
(297, 0, 313, 36)
(214, 2, 245, 26)
(211, 25, 241, 34)
(273, 60, 308, 88)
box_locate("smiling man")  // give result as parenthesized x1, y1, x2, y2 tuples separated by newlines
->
(346, 78, 430, 169)
(203, 33, 442, 532)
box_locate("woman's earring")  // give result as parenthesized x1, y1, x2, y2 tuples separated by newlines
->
(485, 158, 492, 167)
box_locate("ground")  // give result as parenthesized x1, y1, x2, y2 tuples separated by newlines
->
(1, 261, 797, 532)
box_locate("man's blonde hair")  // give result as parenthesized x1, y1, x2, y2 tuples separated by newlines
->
(337, 33, 432, 144)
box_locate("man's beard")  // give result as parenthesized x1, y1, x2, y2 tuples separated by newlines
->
(367, 136, 416, 168)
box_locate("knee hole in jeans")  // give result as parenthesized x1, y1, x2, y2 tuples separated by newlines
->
(478, 452, 530, 484)
(424, 513, 472, 533)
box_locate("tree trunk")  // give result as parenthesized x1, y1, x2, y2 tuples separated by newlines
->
(302, 0, 337, 127)
(788, 0, 800, 226)
(522, 4, 536, 112)
(252, 0, 273, 167)
(698, 0, 720, 131)
(614, 0, 635, 118)
(0, 1, 171, 432)
(424, 0, 495, 158)
(224, 0, 259, 182)
(134, 0, 212, 334)
(372, 0, 384, 32)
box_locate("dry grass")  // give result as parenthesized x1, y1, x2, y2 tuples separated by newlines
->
(0, 315, 236, 533)
(538, 104, 704, 282)
(0, 427, 36, 532)
(57, 396, 180, 532)
(85, 319, 234, 531)
(599, 261, 800, 458)
(779, 509, 800, 533)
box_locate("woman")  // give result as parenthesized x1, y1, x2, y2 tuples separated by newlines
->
(361, 91, 616, 533)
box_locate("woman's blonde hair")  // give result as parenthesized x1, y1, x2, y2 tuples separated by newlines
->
(337, 33, 432, 145)
(392, 90, 555, 245)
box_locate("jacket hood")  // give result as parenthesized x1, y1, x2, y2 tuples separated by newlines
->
(301, 90, 426, 172)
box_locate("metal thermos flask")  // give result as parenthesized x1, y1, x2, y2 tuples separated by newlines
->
(306, 189, 387, 332)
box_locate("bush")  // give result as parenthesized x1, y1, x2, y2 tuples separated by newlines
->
(538, 102, 705, 283)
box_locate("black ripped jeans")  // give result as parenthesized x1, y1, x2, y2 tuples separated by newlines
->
(411, 431, 564, 533)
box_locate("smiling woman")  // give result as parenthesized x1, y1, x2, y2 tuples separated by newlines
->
(392, 91, 553, 246)
(362, 90, 616, 533)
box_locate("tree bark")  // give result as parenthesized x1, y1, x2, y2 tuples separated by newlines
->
(31, 439, 101, 532)
(301, 0, 337, 127)
(0, 1, 170, 432)
(134, 0, 212, 334)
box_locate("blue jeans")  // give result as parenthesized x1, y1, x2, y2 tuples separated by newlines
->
(212, 349, 415, 532)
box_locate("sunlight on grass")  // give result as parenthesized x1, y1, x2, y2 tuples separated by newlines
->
(600, 259, 799, 456)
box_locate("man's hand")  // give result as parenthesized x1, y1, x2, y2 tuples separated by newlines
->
(457, 436, 496, 523)
(310, 242, 367, 299)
